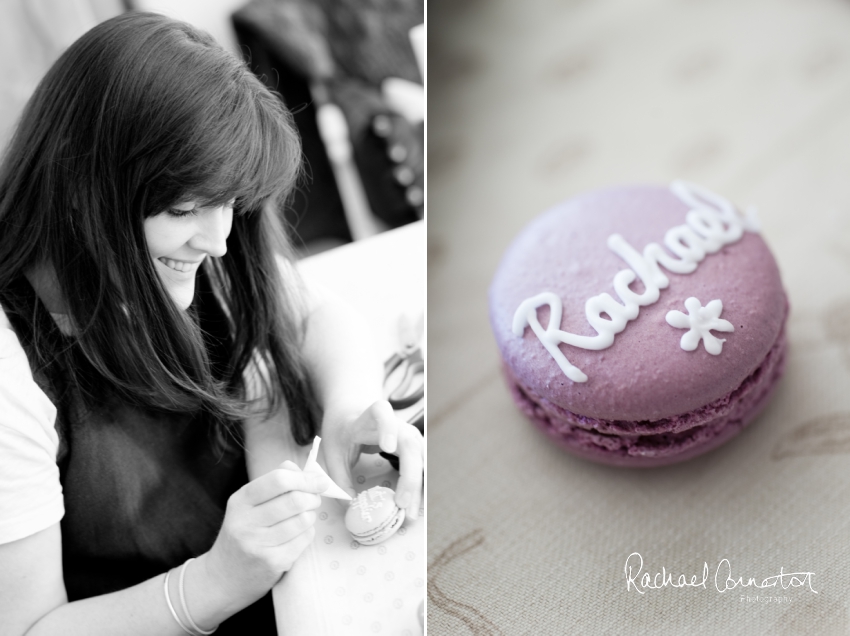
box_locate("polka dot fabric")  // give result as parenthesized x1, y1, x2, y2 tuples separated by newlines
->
(272, 453, 424, 635)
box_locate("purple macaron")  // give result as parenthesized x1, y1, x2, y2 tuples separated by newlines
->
(489, 182, 788, 467)
(345, 486, 405, 545)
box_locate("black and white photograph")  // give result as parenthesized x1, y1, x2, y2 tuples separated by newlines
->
(0, 1, 423, 634)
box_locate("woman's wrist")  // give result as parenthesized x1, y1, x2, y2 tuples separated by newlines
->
(177, 552, 247, 632)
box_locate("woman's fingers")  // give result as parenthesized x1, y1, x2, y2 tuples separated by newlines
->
(322, 401, 396, 500)
(206, 465, 329, 604)
(323, 444, 357, 501)
(369, 400, 399, 454)
(394, 423, 424, 520)
(263, 510, 318, 547)
(241, 464, 329, 506)
(266, 525, 317, 574)
(321, 400, 423, 520)
(253, 491, 322, 527)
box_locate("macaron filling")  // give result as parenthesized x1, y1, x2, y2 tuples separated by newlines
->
(505, 324, 787, 466)
(349, 507, 405, 545)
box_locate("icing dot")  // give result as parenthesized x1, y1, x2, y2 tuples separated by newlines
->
(357, 565, 367, 575)
(371, 622, 381, 632)
(381, 480, 391, 488)
(385, 571, 395, 581)
(319, 512, 328, 520)
(378, 545, 387, 555)
(364, 592, 374, 602)
(414, 578, 424, 588)
(405, 551, 415, 561)
(342, 616, 352, 625)
(419, 507, 425, 516)
(350, 541, 361, 550)
(324, 535, 334, 545)
(336, 587, 346, 597)
(356, 475, 366, 484)
(374, 457, 384, 467)
(398, 527, 407, 536)
(330, 561, 340, 570)
(393, 598, 403, 609)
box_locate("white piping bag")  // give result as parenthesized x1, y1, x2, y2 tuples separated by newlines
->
(302, 436, 352, 500)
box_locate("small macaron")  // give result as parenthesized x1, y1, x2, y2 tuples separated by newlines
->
(345, 486, 406, 545)
(489, 181, 788, 466)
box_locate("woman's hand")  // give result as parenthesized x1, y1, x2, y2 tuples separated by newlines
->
(294, 276, 423, 520)
(201, 461, 329, 611)
(321, 399, 424, 521)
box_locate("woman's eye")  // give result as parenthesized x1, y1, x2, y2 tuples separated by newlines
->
(167, 207, 198, 218)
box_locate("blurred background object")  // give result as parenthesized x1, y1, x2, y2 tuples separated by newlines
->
(132, 0, 245, 54)
(0, 0, 424, 255)
(232, 0, 424, 253)
(0, 0, 126, 147)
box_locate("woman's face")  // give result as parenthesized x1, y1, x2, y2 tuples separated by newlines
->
(143, 201, 234, 309)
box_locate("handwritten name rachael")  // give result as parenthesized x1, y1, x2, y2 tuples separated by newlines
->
(512, 181, 758, 383)
(624, 552, 817, 594)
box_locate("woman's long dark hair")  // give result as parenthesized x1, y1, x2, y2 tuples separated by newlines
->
(0, 12, 317, 445)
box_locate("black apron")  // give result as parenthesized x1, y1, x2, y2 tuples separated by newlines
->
(2, 286, 278, 634)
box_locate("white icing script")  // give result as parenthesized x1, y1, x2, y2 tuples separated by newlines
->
(350, 488, 388, 523)
(666, 297, 734, 355)
(512, 181, 758, 382)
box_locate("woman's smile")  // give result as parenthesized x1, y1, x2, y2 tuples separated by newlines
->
(158, 256, 204, 274)
(145, 201, 233, 308)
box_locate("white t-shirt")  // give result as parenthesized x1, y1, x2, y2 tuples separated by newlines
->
(0, 307, 63, 544)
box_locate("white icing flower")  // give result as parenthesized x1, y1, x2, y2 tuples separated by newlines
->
(665, 297, 734, 355)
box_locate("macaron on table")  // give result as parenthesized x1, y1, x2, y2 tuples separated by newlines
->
(428, 2, 850, 633)
(489, 182, 787, 466)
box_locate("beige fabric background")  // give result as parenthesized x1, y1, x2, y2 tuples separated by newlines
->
(427, 0, 850, 634)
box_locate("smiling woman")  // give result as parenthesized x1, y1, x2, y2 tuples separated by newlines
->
(0, 11, 422, 636)
(145, 201, 235, 309)
(1, 9, 309, 440)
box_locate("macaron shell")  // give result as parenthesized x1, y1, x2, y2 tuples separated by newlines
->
(506, 326, 786, 466)
(345, 486, 404, 545)
(489, 184, 787, 423)
(350, 508, 406, 545)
